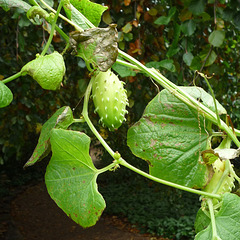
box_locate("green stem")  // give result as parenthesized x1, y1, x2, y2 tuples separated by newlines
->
(116, 58, 141, 71)
(39, 0, 84, 32)
(2, 72, 22, 84)
(207, 198, 220, 240)
(82, 77, 115, 158)
(41, 1, 63, 56)
(118, 158, 222, 200)
(28, 0, 39, 6)
(73, 118, 85, 123)
(55, 25, 69, 43)
(97, 161, 118, 174)
(198, 72, 221, 126)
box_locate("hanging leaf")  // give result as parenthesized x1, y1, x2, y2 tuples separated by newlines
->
(0, 0, 31, 12)
(70, 0, 107, 27)
(24, 106, 74, 168)
(189, 0, 207, 16)
(154, 7, 176, 25)
(181, 19, 196, 36)
(183, 52, 194, 66)
(208, 30, 225, 47)
(45, 129, 106, 228)
(195, 193, 240, 240)
(0, 81, 13, 108)
(70, 24, 118, 72)
(127, 89, 211, 188)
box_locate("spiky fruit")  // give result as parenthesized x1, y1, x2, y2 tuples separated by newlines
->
(92, 70, 128, 131)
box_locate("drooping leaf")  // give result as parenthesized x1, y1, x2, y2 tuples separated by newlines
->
(154, 7, 176, 25)
(208, 30, 225, 47)
(0, 81, 13, 108)
(70, 0, 107, 27)
(179, 86, 227, 115)
(0, 0, 31, 12)
(45, 129, 105, 228)
(21, 52, 66, 90)
(181, 19, 196, 36)
(70, 25, 118, 72)
(195, 193, 240, 240)
(189, 0, 207, 15)
(146, 60, 176, 72)
(24, 106, 73, 167)
(127, 89, 211, 188)
(183, 52, 194, 66)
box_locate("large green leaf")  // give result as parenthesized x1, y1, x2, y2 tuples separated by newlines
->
(180, 86, 227, 115)
(195, 193, 240, 240)
(70, 0, 107, 27)
(0, 0, 31, 11)
(127, 89, 211, 188)
(0, 81, 13, 108)
(45, 129, 105, 228)
(24, 106, 73, 167)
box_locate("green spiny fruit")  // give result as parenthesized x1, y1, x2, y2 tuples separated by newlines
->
(92, 70, 128, 131)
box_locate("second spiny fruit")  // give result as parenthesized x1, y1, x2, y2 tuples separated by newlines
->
(92, 70, 128, 131)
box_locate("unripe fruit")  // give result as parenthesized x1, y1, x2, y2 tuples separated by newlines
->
(92, 70, 128, 131)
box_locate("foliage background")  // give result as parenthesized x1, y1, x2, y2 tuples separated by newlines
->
(0, 0, 240, 239)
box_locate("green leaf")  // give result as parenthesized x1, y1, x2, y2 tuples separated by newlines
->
(70, 0, 107, 27)
(154, 7, 176, 25)
(70, 25, 118, 72)
(208, 30, 225, 47)
(179, 86, 227, 115)
(21, 52, 66, 90)
(0, 0, 31, 12)
(189, 0, 207, 15)
(127, 89, 211, 188)
(200, 48, 217, 66)
(195, 193, 240, 240)
(112, 62, 136, 78)
(0, 81, 13, 108)
(190, 56, 202, 70)
(45, 129, 105, 228)
(183, 52, 194, 66)
(166, 23, 181, 58)
(181, 19, 196, 36)
(24, 106, 73, 167)
(146, 59, 176, 72)
(195, 208, 211, 233)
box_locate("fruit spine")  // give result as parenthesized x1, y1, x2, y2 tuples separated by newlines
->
(92, 70, 128, 131)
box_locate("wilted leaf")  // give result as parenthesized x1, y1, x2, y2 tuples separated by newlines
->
(24, 107, 73, 167)
(70, 24, 118, 72)
(45, 129, 105, 227)
(0, 0, 31, 12)
(127, 89, 211, 188)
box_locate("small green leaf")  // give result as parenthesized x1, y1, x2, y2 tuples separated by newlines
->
(70, 25, 118, 72)
(200, 48, 217, 66)
(70, 0, 107, 27)
(21, 52, 66, 90)
(154, 7, 176, 25)
(183, 52, 194, 66)
(181, 19, 196, 36)
(179, 86, 227, 115)
(24, 106, 73, 167)
(146, 59, 176, 72)
(0, 81, 13, 108)
(195, 208, 211, 233)
(190, 56, 202, 70)
(195, 193, 240, 240)
(189, 0, 207, 15)
(45, 129, 105, 228)
(0, 0, 31, 12)
(112, 62, 136, 78)
(208, 30, 225, 47)
(127, 89, 211, 188)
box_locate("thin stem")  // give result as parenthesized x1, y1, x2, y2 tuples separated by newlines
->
(2, 72, 22, 84)
(82, 77, 115, 158)
(97, 161, 118, 174)
(198, 72, 221, 126)
(118, 158, 222, 200)
(41, 1, 63, 56)
(116, 58, 141, 71)
(207, 198, 220, 240)
(73, 118, 85, 123)
(39, 0, 84, 32)
(28, 0, 39, 6)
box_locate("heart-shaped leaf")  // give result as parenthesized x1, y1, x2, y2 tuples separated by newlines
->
(0, 81, 13, 108)
(127, 89, 211, 188)
(45, 129, 105, 228)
